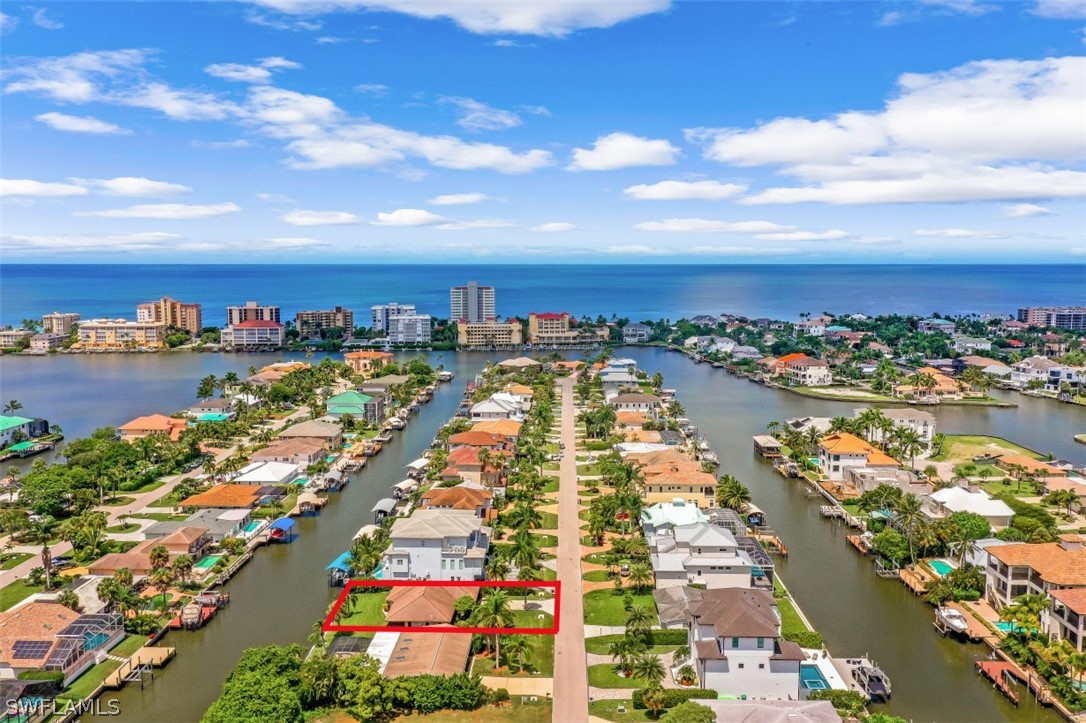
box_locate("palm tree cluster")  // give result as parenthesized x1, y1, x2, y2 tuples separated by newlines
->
(715, 474, 752, 512)
(770, 407, 930, 470)
(608, 606, 666, 685)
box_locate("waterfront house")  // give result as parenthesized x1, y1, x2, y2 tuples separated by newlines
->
(781, 355, 832, 387)
(384, 585, 479, 626)
(985, 535, 1086, 609)
(893, 367, 962, 400)
(623, 323, 652, 343)
(220, 320, 285, 349)
(1045, 589, 1086, 651)
(616, 411, 649, 429)
(709, 337, 737, 355)
(860, 408, 938, 446)
(180, 484, 262, 509)
(731, 345, 764, 361)
(650, 522, 758, 589)
(380, 633, 472, 677)
(818, 433, 899, 481)
(344, 350, 394, 378)
(1009, 355, 1063, 389)
(0, 603, 123, 685)
(278, 419, 343, 448)
(643, 469, 718, 507)
(358, 374, 412, 396)
(89, 527, 210, 576)
(252, 438, 326, 467)
(599, 369, 641, 391)
(146, 508, 251, 544)
(924, 487, 1013, 529)
(446, 431, 515, 451)
(233, 461, 300, 486)
(607, 392, 662, 418)
(688, 588, 805, 700)
(0, 329, 33, 349)
(440, 446, 508, 487)
(952, 355, 1012, 378)
(117, 414, 188, 442)
(918, 318, 956, 334)
(186, 398, 236, 418)
(496, 356, 541, 370)
(470, 419, 523, 438)
(641, 499, 709, 536)
(995, 455, 1066, 480)
(29, 333, 67, 353)
(0, 416, 48, 447)
(381, 509, 490, 581)
(470, 392, 526, 421)
(419, 486, 493, 517)
(783, 416, 833, 435)
(326, 391, 385, 425)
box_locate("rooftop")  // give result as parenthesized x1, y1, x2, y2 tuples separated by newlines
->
(689, 588, 780, 638)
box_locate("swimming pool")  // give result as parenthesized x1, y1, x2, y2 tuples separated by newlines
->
(326, 455, 337, 463)
(243, 520, 263, 534)
(929, 559, 955, 577)
(194, 554, 223, 570)
(800, 664, 830, 691)
(195, 413, 231, 422)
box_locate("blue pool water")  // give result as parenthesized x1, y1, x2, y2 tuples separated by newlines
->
(243, 521, 262, 534)
(929, 560, 954, 577)
(195, 413, 231, 422)
(800, 664, 829, 690)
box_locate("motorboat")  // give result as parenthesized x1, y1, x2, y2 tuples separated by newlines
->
(937, 607, 970, 634)
(852, 660, 891, 701)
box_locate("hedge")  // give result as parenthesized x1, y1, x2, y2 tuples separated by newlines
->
(633, 688, 716, 709)
(783, 630, 824, 649)
(648, 629, 689, 646)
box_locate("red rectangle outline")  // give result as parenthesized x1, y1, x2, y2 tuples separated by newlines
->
(322, 579, 561, 634)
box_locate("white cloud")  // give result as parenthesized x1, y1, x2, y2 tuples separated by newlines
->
(206, 63, 273, 84)
(690, 56, 1086, 204)
(35, 112, 131, 135)
(267, 236, 328, 248)
(530, 222, 575, 232)
(3, 231, 183, 253)
(1070, 245, 1086, 255)
(372, 208, 446, 226)
(250, 0, 671, 37)
(123, 82, 238, 120)
(851, 236, 901, 246)
(604, 245, 660, 255)
(192, 139, 252, 150)
(635, 218, 793, 233)
(914, 228, 1003, 238)
(623, 180, 747, 201)
(688, 246, 801, 256)
(282, 209, 360, 225)
(435, 219, 516, 230)
(1032, 0, 1086, 19)
(260, 56, 302, 69)
(1002, 203, 1052, 218)
(32, 8, 63, 29)
(429, 193, 489, 205)
(879, 11, 907, 26)
(245, 11, 322, 31)
(70, 177, 192, 197)
(754, 229, 849, 241)
(3, 48, 148, 102)
(439, 96, 522, 132)
(0, 12, 17, 34)
(0, 179, 88, 197)
(256, 192, 295, 202)
(77, 202, 241, 219)
(569, 132, 679, 171)
(354, 83, 388, 96)
(316, 36, 346, 43)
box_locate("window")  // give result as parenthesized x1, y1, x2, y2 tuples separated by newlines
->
(441, 560, 446, 570)
(757, 637, 765, 649)
(738, 663, 745, 669)
(759, 663, 765, 669)
(731, 637, 739, 648)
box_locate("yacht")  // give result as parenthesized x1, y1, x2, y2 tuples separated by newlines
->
(852, 660, 891, 701)
(936, 607, 970, 634)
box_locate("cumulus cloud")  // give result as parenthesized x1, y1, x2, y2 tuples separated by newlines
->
(76, 202, 241, 219)
(0, 179, 88, 197)
(634, 218, 794, 233)
(355, 83, 389, 96)
(372, 208, 446, 226)
(435, 219, 517, 230)
(623, 180, 747, 200)
(260, 56, 302, 69)
(0, 12, 17, 34)
(914, 228, 1004, 238)
(3, 231, 183, 253)
(530, 222, 575, 232)
(1002, 203, 1052, 217)
(754, 229, 849, 241)
(35, 112, 131, 134)
(429, 193, 489, 205)
(282, 209, 360, 225)
(31, 8, 63, 29)
(206, 63, 273, 84)
(440, 96, 522, 131)
(256, 192, 294, 202)
(569, 132, 679, 171)
(249, 0, 671, 37)
(69, 177, 192, 196)
(1032, 0, 1086, 18)
(688, 56, 1086, 204)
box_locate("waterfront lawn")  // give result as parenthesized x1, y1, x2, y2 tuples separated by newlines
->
(792, 386, 894, 402)
(57, 659, 122, 704)
(111, 634, 147, 658)
(932, 435, 1041, 463)
(587, 663, 646, 688)
(777, 595, 810, 635)
(0, 553, 33, 571)
(472, 612, 555, 676)
(337, 591, 389, 627)
(589, 700, 652, 722)
(0, 579, 42, 611)
(583, 589, 657, 626)
(584, 634, 681, 656)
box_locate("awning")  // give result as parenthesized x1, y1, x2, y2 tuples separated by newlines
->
(324, 470, 343, 481)
(394, 479, 417, 492)
(406, 458, 429, 472)
(354, 524, 381, 540)
(270, 518, 296, 531)
(298, 492, 320, 504)
(372, 497, 397, 514)
(326, 551, 351, 572)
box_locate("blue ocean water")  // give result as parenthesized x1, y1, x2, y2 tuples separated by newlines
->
(0, 264, 1081, 327)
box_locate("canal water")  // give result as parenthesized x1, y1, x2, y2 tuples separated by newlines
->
(2, 349, 1084, 720)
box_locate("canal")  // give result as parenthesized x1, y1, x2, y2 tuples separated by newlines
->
(621, 346, 1083, 722)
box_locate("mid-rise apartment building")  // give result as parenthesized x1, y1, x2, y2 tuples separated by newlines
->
(76, 319, 167, 349)
(136, 296, 203, 335)
(220, 320, 285, 348)
(295, 306, 354, 337)
(456, 320, 522, 348)
(41, 312, 80, 334)
(371, 303, 417, 332)
(450, 282, 495, 323)
(388, 314, 432, 344)
(528, 312, 577, 345)
(226, 301, 281, 326)
(1018, 306, 1086, 331)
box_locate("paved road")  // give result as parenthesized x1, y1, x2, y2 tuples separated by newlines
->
(552, 375, 589, 723)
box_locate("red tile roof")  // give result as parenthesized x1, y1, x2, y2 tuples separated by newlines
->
(234, 320, 284, 328)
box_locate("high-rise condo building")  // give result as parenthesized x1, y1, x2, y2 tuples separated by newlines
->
(450, 282, 495, 323)
(371, 303, 417, 332)
(227, 301, 281, 326)
(136, 297, 203, 335)
(1017, 306, 1086, 331)
(41, 312, 81, 334)
(388, 314, 432, 344)
(295, 306, 355, 337)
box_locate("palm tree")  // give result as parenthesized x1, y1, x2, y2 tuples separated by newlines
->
(891, 493, 925, 563)
(1000, 593, 1047, 637)
(56, 589, 83, 612)
(148, 545, 170, 572)
(472, 591, 514, 669)
(502, 634, 531, 673)
(172, 554, 194, 586)
(628, 563, 652, 593)
(672, 644, 690, 665)
(716, 477, 752, 512)
(895, 428, 924, 469)
(828, 416, 852, 434)
(150, 566, 174, 610)
(625, 605, 653, 640)
(641, 685, 668, 718)
(630, 653, 666, 686)
(3, 400, 22, 415)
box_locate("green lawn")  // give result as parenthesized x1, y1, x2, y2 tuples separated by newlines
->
(542, 479, 559, 494)
(584, 570, 612, 582)
(106, 523, 142, 534)
(791, 386, 894, 402)
(101, 495, 136, 506)
(587, 663, 647, 688)
(578, 464, 603, 476)
(589, 700, 652, 722)
(931, 434, 1042, 463)
(131, 512, 188, 522)
(0, 553, 33, 571)
(583, 589, 657, 626)
(584, 634, 682, 656)
(530, 534, 559, 547)
(471, 611, 555, 676)
(337, 591, 390, 627)
(777, 595, 810, 635)
(110, 634, 147, 658)
(538, 512, 559, 529)
(543, 463, 560, 471)
(0, 579, 42, 611)
(126, 478, 167, 494)
(57, 659, 122, 703)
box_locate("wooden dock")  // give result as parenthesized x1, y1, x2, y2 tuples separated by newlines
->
(103, 646, 175, 689)
(898, 564, 935, 594)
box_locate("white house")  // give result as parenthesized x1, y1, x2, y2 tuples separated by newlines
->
(641, 499, 708, 536)
(0, 415, 39, 447)
(607, 393, 662, 417)
(731, 345, 764, 361)
(783, 357, 832, 386)
(863, 408, 938, 446)
(600, 370, 641, 390)
(794, 320, 826, 337)
(926, 487, 1014, 529)
(232, 460, 301, 486)
(650, 522, 757, 590)
(469, 392, 526, 421)
(918, 318, 956, 334)
(952, 336, 993, 353)
(689, 588, 804, 700)
(684, 336, 714, 350)
(623, 324, 652, 343)
(710, 337, 737, 355)
(381, 509, 490, 581)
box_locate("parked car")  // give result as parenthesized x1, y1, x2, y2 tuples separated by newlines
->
(620, 564, 630, 577)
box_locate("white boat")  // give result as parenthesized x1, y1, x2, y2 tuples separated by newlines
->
(937, 607, 969, 634)
(437, 370, 454, 382)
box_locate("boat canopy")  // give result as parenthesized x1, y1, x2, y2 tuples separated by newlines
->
(394, 479, 417, 492)
(354, 524, 381, 540)
(298, 492, 320, 505)
(269, 518, 296, 532)
(326, 551, 352, 572)
(406, 458, 429, 472)
(372, 497, 397, 514)
(325, 470, 343, 481)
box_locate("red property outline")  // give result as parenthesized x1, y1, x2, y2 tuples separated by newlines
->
(322, 579, 561, 634)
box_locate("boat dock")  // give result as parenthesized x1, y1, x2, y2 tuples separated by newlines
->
(898, 564, 936, 595)
(933, 602, 998, 643)
(819, 505, 864, 528)
(103, 646, 176, 689)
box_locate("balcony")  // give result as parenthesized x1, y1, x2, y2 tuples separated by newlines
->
(442, 545, 468, 554)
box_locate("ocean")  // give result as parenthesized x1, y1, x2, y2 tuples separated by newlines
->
(1, 264, 1082, 327)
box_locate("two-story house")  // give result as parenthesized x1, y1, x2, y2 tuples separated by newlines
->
(782, 356, 832, 387)
(470, 392, 526, 421)
(382, 509, 490, 581)
(985, 535, 1086, 610)
(817, 432, 899, 481)
(607, 392, 662, 419)
(650, 522, 758, 589)
(689, 588, 805, 699)
(1047, 589, 1086, 651)
(866, 408, 938, 447)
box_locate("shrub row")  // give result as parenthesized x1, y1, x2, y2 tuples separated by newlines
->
(632, 688, 716, 709)
(647, 629, 690, 645)
(783, 630, 824, 649)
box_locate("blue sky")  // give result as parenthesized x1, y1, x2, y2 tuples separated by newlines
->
(1, 0, 1084, 264)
